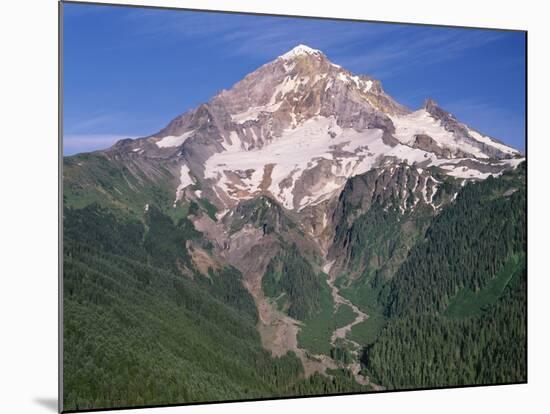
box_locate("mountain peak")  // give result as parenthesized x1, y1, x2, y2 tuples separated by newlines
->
(279, 44, 323, 60)
(126, 43, 521, 213)
(423, 98, 439, 111)
(423, 97, 452, 120)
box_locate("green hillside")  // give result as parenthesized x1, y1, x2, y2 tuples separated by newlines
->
(360, 163, 526, 389)
(63, 151, 526, 409)
(63, 200, 366, 411)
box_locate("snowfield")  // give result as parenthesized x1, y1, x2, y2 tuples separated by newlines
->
(195, 115, 522, 210)
(390, 110, 488, 158)
(279, 44, 322, 60)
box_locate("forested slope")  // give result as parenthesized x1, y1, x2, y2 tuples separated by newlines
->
(361, 163, 527, 389)
(63, 202, 365, 411)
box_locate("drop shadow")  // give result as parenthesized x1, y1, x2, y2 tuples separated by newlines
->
(34, 397, 58, 412)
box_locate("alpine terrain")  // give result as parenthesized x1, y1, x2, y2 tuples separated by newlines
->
(63, 45, 526, 411)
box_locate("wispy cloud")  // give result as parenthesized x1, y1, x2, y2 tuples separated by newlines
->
(115, 8, 506, 78)
(119, 8, 398, 62)
(442, 98, 519, 124)
(441, 98, 525, 149)
(66, 114, 117, 133)
(442, 98, 498, 114)
(336, 29, 505, 78)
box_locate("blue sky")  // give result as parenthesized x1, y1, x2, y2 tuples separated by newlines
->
(63, 2, 526, 155)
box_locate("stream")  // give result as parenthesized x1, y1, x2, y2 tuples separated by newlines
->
(322, 260, 383, 390)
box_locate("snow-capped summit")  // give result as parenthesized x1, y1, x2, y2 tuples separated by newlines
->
(109, 45, 523, 214)
(279, 44, 323, 60)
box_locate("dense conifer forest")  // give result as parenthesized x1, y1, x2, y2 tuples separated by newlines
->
(63, 157, 526, 410)
(63, 203, 367, 411)
(360, 164, 527, 388)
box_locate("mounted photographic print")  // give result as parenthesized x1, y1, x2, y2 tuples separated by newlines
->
(60, 1, 527, 412)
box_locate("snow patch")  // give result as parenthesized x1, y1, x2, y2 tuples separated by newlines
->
(337, 72, 349, 84)
(364, 80, 373, 92)
(298, 178, 343, 210)
(174, 164, 195, 207)
(336, 73, 372, 93)
(222, 131, 243, 153)
(438, 164, 492, 179)
(156, 129, 196, 148)
(501, 157, 525, 169)
(467, 129, 519, 156)
(280, 44, 322, 60)
(231, 101, 282, 124)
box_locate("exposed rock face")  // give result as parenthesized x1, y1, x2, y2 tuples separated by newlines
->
(332, 164, 455, 225)
(412, 134, 452, 158)
(326, 164, 462, 281)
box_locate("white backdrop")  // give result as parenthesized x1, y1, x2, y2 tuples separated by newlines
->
(0, 0, 547, 413)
